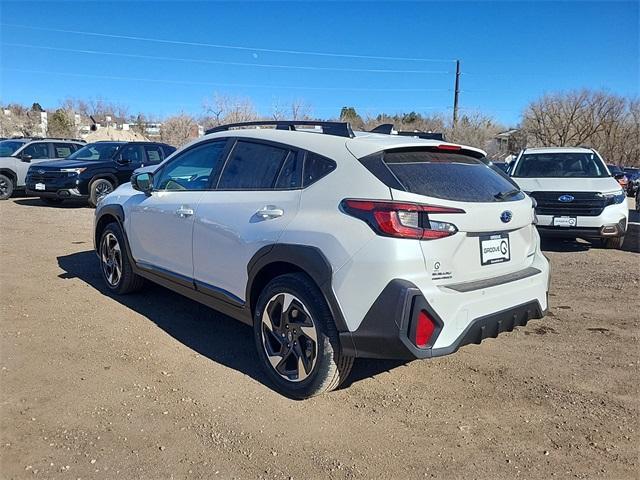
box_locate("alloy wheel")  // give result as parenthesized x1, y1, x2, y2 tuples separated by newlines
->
(101, 232, 122, 287)
(260, 293, 318, 382)
(95, 182, 113, 202)
(0, 178, 8, 197)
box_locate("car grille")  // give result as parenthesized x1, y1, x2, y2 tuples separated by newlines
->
(530, 191, 606, 217)
(27, 171, 67, 183)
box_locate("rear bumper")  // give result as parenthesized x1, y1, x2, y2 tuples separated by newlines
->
(537, 217, 627, 239)
(340, 276, 547, 360)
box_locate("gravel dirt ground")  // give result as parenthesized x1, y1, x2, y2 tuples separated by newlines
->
(1, 197, 638, 480)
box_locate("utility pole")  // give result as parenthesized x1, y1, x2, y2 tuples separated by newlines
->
(452, 60, 461, 127)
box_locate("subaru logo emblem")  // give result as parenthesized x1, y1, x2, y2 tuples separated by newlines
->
(38, 170, 45, 175)
(500, 211, 512, 223)
(558, 194, 574, 203)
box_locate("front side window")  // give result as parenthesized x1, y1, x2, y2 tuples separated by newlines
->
(155, 141, 227, 191)
(21, 142, 50, 159)
(512, 152, 608, 178)
(217, 141, 289, 190)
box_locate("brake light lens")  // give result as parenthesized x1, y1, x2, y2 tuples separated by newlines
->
(341, 199, 464, 240)
(415, 310, 437, 348)
(436, 144, 462, 151)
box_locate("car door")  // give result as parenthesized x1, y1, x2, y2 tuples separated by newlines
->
(115, 144, 145, 185)
(192, 139, 302, 304)
(14, 142, 52, 186)
(127, 139, 229, 280)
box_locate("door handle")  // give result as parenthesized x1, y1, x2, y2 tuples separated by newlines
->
(257, 205, 284, 219)
(176, 206, 194, 218)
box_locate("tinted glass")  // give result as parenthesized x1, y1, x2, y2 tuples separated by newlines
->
(163, 145, 177, 157)
(119, 144, 144, 165)
(68, 143, 121, 161)
(0, 140, 27, 156)
(383, 149, 524, 202)
(513, 152, 608, 178)
(53, 143, 76, 158)
(607, 164, 624, 176)
(144, 145, 163, 163)
(155, 141, 226, 191)
(303, 152, 336, 187)
(275, 152, 303, 189)
(218, 141, 288, 190)
(21, 142, 50, 159)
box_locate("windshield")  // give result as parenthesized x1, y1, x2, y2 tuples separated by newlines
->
(0, 140, 27, 157)
(512, 152, 609, 178)
(67, 143, 121, 161)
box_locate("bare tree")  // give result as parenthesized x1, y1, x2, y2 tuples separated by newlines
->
(447, 113, 504, 151)
(160, 114, 198, 147)
(202, 93, 257, 127)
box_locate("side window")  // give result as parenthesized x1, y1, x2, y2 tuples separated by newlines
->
(162, 145, 177, 158)
(303, 152, 336, 187)
(22, 142, 51, 159)
(119, 144, 144, 165)
(217, 141, 289, 190)
(275, 151, 303, 189)
(53, 143, 76, 158)
(154, 141, 227, 191)
(144, 145, 164, 164)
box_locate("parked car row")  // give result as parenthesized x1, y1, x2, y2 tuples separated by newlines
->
(0, 138, 175, 206)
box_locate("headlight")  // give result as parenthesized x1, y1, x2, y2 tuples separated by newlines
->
(600, 190, 626, 206)
(60, 168, 87, 176)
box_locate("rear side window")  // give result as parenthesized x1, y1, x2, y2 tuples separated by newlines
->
(53, 143, 77, 158)
(275, 152, 303, 189)
(303, 152, 336, 187)
(217, 141, 289, 190)
(144, 145, 163, 163)
(371, 148, 523, 202)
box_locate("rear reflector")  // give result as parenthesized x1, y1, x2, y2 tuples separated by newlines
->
(415, 310, 437, 348)
(341, 199, 464, 240)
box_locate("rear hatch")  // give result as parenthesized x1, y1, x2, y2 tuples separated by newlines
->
(357, 146, 537, 285)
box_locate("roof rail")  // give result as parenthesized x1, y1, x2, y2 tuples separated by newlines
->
(42, 137, 86, 143)
(205, 120, 354, 138)
(369, 124, 445, 141)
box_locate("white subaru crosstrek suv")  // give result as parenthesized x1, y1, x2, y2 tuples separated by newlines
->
(508, 147, 628, 249)
(94, 121, 549, 399)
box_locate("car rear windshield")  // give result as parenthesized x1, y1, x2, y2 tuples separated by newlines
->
(512, 152, 608, 178)
(0, 140, 27, 157)
(372, 148, 523, 202)
(67, 143, 121, 161)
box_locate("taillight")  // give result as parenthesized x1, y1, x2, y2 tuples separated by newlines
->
(415, 310, 437, 348)
(341, 199, 464, 240)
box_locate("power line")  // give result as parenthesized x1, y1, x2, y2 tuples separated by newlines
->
(1, 68, 451, 93)
(0, 23, 457, 63)
(1, 43, 451, 75)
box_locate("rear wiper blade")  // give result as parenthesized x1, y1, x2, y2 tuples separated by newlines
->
(494, 189, 521, 200)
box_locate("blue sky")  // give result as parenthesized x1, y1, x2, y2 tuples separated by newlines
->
(1, 1, 638, 126)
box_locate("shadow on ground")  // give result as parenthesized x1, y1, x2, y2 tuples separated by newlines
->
(56, 250, 406, 397)
(14, 198, 89, 208)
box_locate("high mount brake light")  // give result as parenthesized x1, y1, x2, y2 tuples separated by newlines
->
(436, 144, 462, 151)
(341, 199, 464, 240)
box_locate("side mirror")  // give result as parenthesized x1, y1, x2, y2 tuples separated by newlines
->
(20, 154, 33, 163)
(131, 172, 153, 195)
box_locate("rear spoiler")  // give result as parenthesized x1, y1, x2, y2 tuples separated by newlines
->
(369, 123, 445, 141)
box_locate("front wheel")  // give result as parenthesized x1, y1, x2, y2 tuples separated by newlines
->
(89, 178, 114, 208)
(0, 174, 14, 200)
(253, 273, 353, 399)
(99, 222, 145, 294)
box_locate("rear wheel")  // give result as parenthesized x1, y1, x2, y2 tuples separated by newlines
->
(0, 174, 14, 200)
(89, 179, 114, 207)
(41, 197, 63, 206)
(253, 273, 353, 399)
(99, 222, 144, 294)
(602, 236, 625, 249)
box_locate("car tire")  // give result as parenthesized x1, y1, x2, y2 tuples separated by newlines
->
(253, 273, 353, 399)
(41, 197, 63, 206)
(99, 222, 145, 294)
(89, 178, 115, 208)
(0, 174, 14, 200)
(602, 236, 625, 249)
